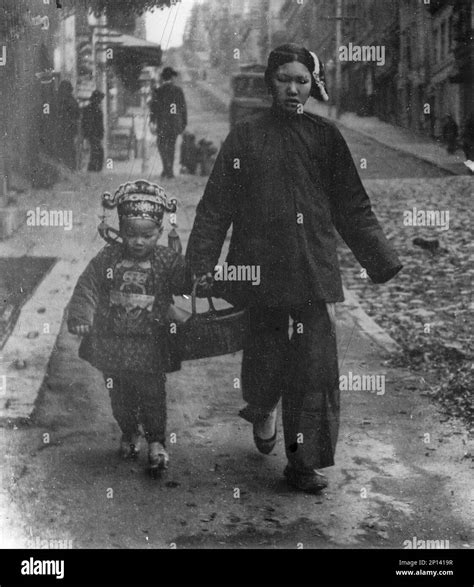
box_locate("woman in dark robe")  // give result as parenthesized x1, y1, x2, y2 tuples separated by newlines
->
(185, 44, 402, 493)
(56, 80, 80, 170)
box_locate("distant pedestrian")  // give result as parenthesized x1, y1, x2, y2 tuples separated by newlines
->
(180, 131, 199, 174)
(442, 114, 458, 154)
(196, 138, 217, 176)
(56, 81, 80, 170)
(82, 90, 105, 172)
(149, 67, 187, 179)
(67, 180, 190, 477)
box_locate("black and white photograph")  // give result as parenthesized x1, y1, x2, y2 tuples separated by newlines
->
(0, 0, 472, 584)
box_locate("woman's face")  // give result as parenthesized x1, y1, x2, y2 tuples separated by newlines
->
(271, 61, 312, 114)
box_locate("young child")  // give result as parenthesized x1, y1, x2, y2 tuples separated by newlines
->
(67, 179, 189, 476)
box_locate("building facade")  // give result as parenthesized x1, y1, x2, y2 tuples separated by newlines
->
(274, 0, 472, 138)
(426, 0, 473, 136)
(0, 0, 161, 189)
(0, 0, 62, 186)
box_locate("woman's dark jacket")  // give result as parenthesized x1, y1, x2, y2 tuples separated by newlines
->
(186, 106, 402, 307)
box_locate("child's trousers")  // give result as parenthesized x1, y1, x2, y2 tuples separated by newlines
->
(103, 371, 167, 445)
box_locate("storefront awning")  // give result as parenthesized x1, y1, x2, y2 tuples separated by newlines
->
(97, 30, 162, 66)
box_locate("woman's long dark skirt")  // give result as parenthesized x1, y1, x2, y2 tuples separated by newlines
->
(241, 302, 340, 472)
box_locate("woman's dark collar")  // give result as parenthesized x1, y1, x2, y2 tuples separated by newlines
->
(270, 103, 304, 122)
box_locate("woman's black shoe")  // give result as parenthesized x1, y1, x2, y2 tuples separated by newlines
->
(253, 428, 277, 455)
(252, 409, 277, 455)
(284, 465, 328, 493)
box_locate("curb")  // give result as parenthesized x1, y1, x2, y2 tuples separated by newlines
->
(333, 122, 464, 177)
(341, 287, 401, 355)
(306, 103, 467, 177)
(0, 258, 89, 423)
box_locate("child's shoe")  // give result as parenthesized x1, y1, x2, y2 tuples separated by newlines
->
(148, 442, 169, 478)
(120, 433, 140, 460)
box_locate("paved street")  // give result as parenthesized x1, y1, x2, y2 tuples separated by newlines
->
(338, 126, 448, 180)
(0, 79, 472, 550)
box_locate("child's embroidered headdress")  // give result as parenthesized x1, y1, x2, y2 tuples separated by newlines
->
(102, 179, 177, 227)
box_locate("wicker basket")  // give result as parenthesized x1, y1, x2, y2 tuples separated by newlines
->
(176, 279, 250, 361)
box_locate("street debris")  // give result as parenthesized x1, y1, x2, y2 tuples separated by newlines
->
(13, 358, 27, 370)
(340, 177, 473, 426)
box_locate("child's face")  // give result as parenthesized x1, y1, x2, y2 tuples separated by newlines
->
(120, 217, 163, 259)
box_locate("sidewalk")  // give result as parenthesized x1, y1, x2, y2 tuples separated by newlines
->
(195, 74, 469, 176)
(307, 101, 469, 176)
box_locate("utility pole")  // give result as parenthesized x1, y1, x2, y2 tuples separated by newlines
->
(97, 17, 109, 165)
(335, 0, 342, 119)
(140, 84, 149, 175)
(0, 25, 10, 206)
(0, 56, 8, 207)
(0, 146, 7, 208)
(267, 0, 272, 56)
(91, 14, 109, 164)
(324, 0, 360, 120)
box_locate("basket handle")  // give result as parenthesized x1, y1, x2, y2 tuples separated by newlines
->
(192, 276, 216, 316)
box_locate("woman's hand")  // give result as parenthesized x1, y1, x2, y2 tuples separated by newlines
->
(195, 272, 214, 297)
(69, 324, 91, 336)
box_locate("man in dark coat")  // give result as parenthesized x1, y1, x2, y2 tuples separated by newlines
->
(186, 44, 402, 494)
(82, 90, 105, 172)
(149, 67, 187, 178)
